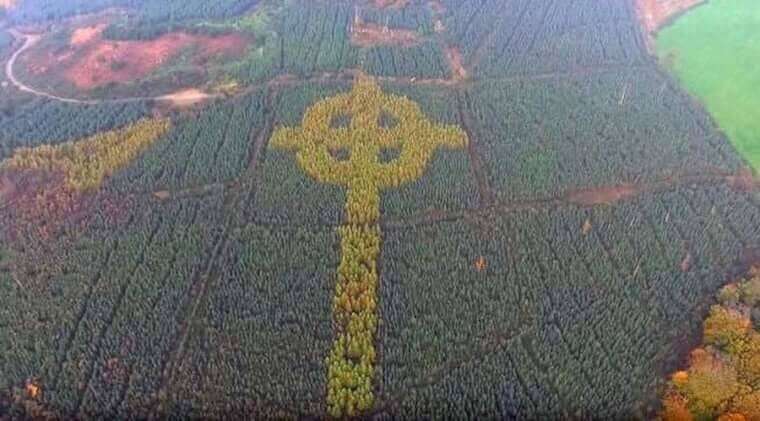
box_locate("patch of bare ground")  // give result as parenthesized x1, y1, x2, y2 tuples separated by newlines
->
(636, 0, 706, 33)
(727, 168, 758, 192)
(383, 171, 757, 229)
(23, 21, 251, 91)
(446, 47, 467, 81)
(0, 0, 15, 9)
(369, 0, 408, 9)
(568, 184, 640, 206)
(157, 88, 214, 108)
(70, 24, 106, 46)
(351, 21, 420, 47)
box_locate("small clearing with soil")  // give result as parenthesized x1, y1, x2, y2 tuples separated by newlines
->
(568, 184, 640, 206)
(369, 0, 408, 9)
(158, 89, 215, 108)
(70, 24, 105, 46)
(351, 21, 419, 47)
(446, 47, 467, 81)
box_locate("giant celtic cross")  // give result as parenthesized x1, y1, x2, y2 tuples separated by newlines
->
(270, 77, 468, 417)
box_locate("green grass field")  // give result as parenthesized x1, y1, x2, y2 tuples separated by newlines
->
(656, 0, 760, 170)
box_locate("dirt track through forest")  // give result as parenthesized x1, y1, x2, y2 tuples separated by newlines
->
(380, 171, 759, 230)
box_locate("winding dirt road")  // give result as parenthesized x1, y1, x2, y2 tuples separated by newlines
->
(4, 29, 218, 105)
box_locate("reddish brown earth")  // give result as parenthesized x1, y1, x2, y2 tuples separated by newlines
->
(70, 24, 105, 46)
(26, 24, 250, 90)
(446, 47, 467, 81)
(568, 184, 640, 206)
(351, 21, 419, 47)
(636, 0, 705, 32)
(370, 0, 408, 9)
(728, 168, 758, 192)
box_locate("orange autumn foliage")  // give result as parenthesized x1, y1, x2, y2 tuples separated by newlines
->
(718, 414, 748, 421)
(661, 268, 760, 421)
(672, 370, 689, 385)
(475, 256, 486, 272)
(25, 381, 40, 399)
(704, 306, 751, 354)
(662, 394, 694, 421)
(731, 391, 760, 420)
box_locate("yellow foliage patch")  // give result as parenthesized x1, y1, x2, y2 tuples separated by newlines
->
(682, 349, 741, 409)
(326, 225, 380, 417)
(270, 77, 469, 417)
(271, 77, 467, 224)
(661, 267, 760, 421)
(704, 305, 751, 354)
(1, 119, 169, 191)
(731, 392, 760, 420)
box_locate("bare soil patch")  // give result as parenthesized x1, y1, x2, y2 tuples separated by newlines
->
(0, 0, 15, 9)
(369, 0, 408, 9)
(446, 47, 467, 81)
(25, 23, 250, 91)
(352, 21, 419, 47)
(568, 184, 640, 206)
(158, 88, 212, 108)
(636, 0, 705, 32)
(728, 168, 757, 192)
(70, 24, 106, 46)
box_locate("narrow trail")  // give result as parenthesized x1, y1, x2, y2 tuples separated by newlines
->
(380, 171, 758, 230)
(138, 169, 759, 233)
(456, 91, 495, 206)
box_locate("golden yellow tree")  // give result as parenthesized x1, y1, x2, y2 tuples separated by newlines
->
(1, 119, 169, 191)
(270, 77, 468, 417)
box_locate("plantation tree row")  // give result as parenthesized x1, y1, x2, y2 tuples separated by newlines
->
(0, 195, 226, 418)
(106, 91, 268, 194)
(378, 186, 759, 418)
(2, 119, 169, 191)
(269, 3, 358, 79)
(0, 100, 151, 161)
(465, 68, 746, 202)
(252, 82, 478, 226)
(661, 269, 760, 420)
(166, 225, 339, 418)
(0, 30, 11, 53)
(7, 0, 258, 25)
(360, 0, 434, 33)
(439, 0, 643, 78)
(363, 41, 451, 80)
(250, 82, 350, 225)
(11, 184, 748, 418)
(265, 78, 472, 415)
